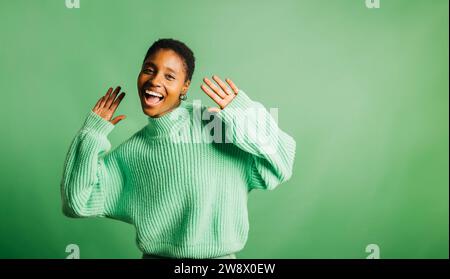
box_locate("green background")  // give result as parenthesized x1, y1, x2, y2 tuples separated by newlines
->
(0, 0, 448, 259)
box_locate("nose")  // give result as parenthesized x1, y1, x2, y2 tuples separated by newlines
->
(148, 72, 164, 88)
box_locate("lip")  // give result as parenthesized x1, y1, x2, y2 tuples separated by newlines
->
(142, 88, 165, 107)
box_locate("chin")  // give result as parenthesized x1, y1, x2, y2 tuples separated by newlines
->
(141, 106, 160, 118)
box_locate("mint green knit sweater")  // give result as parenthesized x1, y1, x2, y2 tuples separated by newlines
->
(61, 89, 296, 258)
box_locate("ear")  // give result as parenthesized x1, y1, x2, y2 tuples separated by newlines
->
(182, 79, 191, 94)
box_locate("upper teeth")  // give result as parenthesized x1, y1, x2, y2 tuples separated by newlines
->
(145, 90, 163, 98)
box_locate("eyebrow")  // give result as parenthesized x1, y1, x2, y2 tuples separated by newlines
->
(143, 62, 177, 74)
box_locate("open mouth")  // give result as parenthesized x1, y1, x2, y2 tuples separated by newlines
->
(143, 89, 165, 107)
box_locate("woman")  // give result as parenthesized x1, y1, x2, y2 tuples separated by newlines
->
(61, 38, 296, 259)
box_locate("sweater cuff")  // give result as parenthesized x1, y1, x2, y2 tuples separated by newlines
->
(82, 110, 115, 136)
(215, 89, 256, 125)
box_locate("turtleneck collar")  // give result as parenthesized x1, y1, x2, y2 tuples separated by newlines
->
(145, 101, 191, 137)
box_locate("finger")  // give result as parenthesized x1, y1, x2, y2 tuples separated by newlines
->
(212, 75, 233, 96)
(201, 84, 224, 108)
(110, 115, 126, 125)
(100, 87, 113, 106)
(93, 96, 104, 110)
(100, 88, 113, 107)
(225, 78, 239, 94)
(105, 86, 121, 108)
(110, 92, 126, 112)
(103, 87, 113, 97)
(207, 107, 221, 113)
(203, 77, 227, 99)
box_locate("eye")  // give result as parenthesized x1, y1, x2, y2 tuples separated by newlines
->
(166, 74, 175, 80)
(143, 68, 154, 74)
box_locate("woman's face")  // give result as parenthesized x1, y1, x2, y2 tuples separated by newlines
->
(137, 48, 191, 118)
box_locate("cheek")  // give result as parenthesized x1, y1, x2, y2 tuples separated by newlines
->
(137, 74, 146, 86)
(167, 81, 183, 93)
(167, 84, 178, 92)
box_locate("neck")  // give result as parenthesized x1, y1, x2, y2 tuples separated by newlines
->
(145, 101, 191, 137)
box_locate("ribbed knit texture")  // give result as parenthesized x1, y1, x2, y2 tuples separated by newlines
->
(61, 89, 296, 258)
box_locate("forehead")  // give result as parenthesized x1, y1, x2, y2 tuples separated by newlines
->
(143, 49, 185, 73)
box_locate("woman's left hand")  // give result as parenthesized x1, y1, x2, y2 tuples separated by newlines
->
(201, 75, 239, 113)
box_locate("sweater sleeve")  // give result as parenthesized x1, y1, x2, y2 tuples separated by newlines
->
(60, 110, 124, 218)
(215, 89, 297, 191)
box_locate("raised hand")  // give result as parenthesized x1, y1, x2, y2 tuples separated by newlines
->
(92, 86, 126, 125)
(200, 75, 239, 113)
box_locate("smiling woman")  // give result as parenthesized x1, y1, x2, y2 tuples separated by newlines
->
(60, 38, 296, 259)
(137, 39, 194, 118)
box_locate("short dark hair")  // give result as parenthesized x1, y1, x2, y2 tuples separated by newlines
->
(143, 38, 195, 82)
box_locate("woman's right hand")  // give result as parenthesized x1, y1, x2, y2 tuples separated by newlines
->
(92, 86, 126, 125)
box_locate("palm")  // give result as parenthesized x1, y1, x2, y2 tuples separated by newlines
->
(92, 86, 126, 125)
(200, 75, 239, 113)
